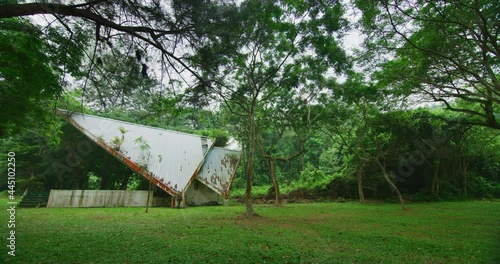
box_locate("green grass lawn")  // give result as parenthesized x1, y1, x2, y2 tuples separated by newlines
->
(1, 198, 499, 264)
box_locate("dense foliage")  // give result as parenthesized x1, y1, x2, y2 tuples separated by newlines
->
(0, 0, 499, 208)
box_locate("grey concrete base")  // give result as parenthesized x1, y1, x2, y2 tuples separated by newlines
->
(185, 179, 219, 206)
(47, 190, 152, 208)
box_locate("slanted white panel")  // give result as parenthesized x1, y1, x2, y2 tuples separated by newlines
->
(59, 110, 213, 194)
(196, 148, 240, 195)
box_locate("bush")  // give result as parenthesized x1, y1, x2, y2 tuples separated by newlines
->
(469, 176, 500, 199)
(230, 184, 272, 198)
(295, 166, 332, 190)
(231, 177, 246, 189)
(407, 191, 438, 202)
(438, 181, 465, 201)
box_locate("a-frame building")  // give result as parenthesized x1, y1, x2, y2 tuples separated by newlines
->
(57, 110, 240, 207)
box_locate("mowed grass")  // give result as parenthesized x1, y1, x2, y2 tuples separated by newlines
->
(1, 199, 499, 264)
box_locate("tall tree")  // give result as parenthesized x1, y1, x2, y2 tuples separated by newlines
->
(354, 0, 500, 129)
(0, 0, 240, 137)
(257, 102, 311, 206)
(190, 0, 349, 216)
(320, 71, 410, 209)
(0, 16, 86, 136)
(323, 104, 410, 210)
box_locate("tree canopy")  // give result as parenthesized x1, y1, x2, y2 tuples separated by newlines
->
(354, 0, 499, 129)
(1, 0, 499, 214)
(0, 16, 87, 136)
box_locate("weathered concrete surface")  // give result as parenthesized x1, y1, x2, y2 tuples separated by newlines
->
(185, 179, 219, 206)
(47, 190, 152, 208)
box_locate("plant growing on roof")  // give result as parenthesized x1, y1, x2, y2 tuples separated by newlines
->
(134, 136, 151, 169)
(111, 126, 128, 151)
(119, 126, 128, 134)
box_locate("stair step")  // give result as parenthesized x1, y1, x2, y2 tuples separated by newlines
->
(19, 191, 50, 208)
(19, 204, 47, 207)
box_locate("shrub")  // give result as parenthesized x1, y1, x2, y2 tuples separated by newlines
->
(469, 176, 500, 199)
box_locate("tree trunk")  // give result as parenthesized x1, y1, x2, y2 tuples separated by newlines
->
(99, 176, 107, 190)
(462, 158, 469, 197)
(145, 175, 153, 213)
(270, 159, 282, 206)
(73, 167, 83, 189)
(120, 173, 132, 190)
(432, 159, 440, 197)
(357, 165, 365, 203)
(244, 112, 256, 217)
(376, 158, 407, 210)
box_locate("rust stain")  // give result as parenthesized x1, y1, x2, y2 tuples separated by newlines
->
(98, 139, 179, 196)
(58, 111, 180, 197)
(57, 110, 241, 201)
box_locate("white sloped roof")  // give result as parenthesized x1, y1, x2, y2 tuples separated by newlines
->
(58, 110, 214, 196)
(197, 147, 241, 196)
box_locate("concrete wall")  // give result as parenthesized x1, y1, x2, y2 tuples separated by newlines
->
(47, 190, 152, 208)
(185, 179, 219, 206)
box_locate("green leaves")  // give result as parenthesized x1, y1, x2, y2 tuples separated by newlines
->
(0, 18, 61, 136)
(355, 0, 500, 129)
